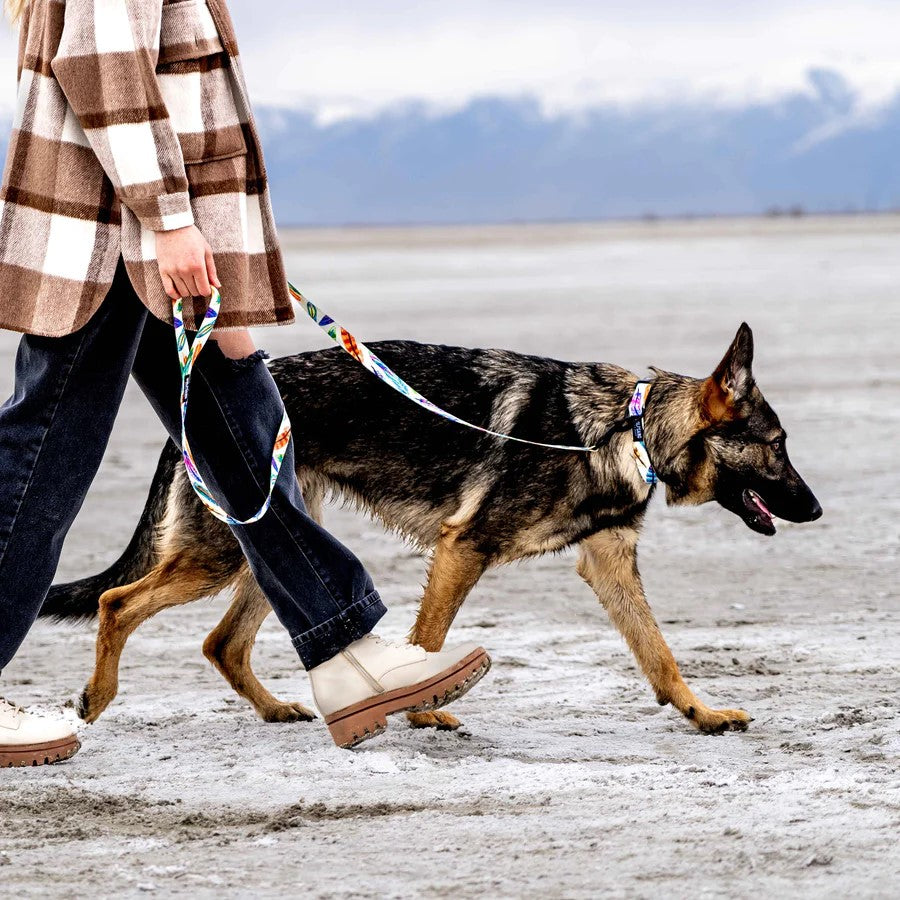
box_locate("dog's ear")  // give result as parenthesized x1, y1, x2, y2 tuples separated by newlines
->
(701, 323, 754, 422)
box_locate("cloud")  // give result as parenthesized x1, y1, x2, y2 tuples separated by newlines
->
(226, 1, 900, 121)
(0, 1, 898, 121)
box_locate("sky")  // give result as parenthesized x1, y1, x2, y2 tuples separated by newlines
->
(216, 1, 900, 121)
(0, 1, 899, 120)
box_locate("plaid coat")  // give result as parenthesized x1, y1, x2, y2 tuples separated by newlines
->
(0, 0, 295, 337)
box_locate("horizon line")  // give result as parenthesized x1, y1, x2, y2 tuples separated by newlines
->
(275, 208, 900, 231)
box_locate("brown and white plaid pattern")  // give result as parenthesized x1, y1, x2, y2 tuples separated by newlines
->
(0, 0, 293, 337)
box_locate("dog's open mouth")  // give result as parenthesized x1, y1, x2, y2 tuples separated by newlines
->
(742, 489, 776, 536)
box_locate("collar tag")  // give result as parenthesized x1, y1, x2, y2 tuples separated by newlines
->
(628, 381, 658, 485)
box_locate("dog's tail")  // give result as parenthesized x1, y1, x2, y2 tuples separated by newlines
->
(39, 444, 179, 622)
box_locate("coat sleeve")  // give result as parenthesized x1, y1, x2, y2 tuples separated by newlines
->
(50, 0, 194, 232)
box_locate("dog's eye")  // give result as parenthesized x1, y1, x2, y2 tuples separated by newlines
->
(770, 438, 783, 452)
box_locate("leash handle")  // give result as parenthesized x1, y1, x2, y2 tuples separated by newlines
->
(287, 283, 598, 454)
(173, 290, 292, 525)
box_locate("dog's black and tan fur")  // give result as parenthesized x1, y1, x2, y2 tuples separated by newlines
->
(42, 323, 821, 734)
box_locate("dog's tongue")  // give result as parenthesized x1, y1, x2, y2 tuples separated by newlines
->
(751, 492, 776, 531)
(744, 489, 775, 531)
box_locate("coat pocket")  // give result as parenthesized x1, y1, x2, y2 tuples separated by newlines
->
(157, 0, 247, 164)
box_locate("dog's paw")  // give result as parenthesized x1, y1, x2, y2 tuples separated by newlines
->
(260, 701, 317, 723)
(407, 710, 461, 731)
(687, 704, 753, 734)
(76, 689, 92, 722)
(77, 683, 112, 724)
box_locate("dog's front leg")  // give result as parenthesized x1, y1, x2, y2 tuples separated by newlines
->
(576, 529, 751, 734)
(407, 526, 489, 730)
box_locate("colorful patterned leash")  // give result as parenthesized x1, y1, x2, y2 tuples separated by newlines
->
(174, 290, 292, 525)
(174, 287, 656, 525)
(288, 283, 597, 453)
(287, 281, 658, 484)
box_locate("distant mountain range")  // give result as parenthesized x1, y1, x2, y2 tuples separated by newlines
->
(254, 68, 900, 226)
(4, 68, 899, 227)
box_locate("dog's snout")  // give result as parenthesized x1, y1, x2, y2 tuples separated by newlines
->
(807, 499, 823, 521)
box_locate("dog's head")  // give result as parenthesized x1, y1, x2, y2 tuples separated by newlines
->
(657, 323, 822, 536)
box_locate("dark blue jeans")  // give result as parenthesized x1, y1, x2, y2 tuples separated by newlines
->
(0, 260, 385, 673)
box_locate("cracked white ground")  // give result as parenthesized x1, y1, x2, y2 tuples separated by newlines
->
(2, 217, 898, 898)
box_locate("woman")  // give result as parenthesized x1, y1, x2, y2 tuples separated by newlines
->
(0, 0, 489, 765)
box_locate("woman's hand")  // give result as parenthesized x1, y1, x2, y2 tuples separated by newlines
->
(156, 226, 220, 300)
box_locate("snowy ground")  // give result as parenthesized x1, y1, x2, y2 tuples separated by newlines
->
(2, 216, 899, 898)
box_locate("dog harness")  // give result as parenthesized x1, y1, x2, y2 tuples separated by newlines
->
(175, 288, 657, 524)
(628, 382, 659, 484)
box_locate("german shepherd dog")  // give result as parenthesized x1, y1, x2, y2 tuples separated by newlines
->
(42, 323, 821, 734)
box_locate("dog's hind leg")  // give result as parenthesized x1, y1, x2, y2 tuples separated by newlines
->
(203, 567, 316, 723)
(407, 526, 489, 730)
(78, 554, 236, 723)
(577, 528, 751, 734)
(298, 475, 326, 526)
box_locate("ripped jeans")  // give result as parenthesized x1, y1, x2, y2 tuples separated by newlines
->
(0, 259, 385, 673)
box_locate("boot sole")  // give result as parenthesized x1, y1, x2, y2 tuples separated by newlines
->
(0, 735, 81, 768)
(325, 648, 491, 749)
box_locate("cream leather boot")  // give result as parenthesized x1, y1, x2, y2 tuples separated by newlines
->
(0, 698, 80, 767)
(309, 635, 491, 748)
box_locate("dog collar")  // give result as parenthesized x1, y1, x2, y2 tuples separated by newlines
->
(628, 381, 658, 485)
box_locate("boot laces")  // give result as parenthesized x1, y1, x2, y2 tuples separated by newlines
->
(0, 698, 54, 721)
(368, 634, 410, 652)
(0, 697, 23, 717)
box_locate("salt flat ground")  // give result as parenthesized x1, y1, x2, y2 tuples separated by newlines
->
(1, 216, 898, 898)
